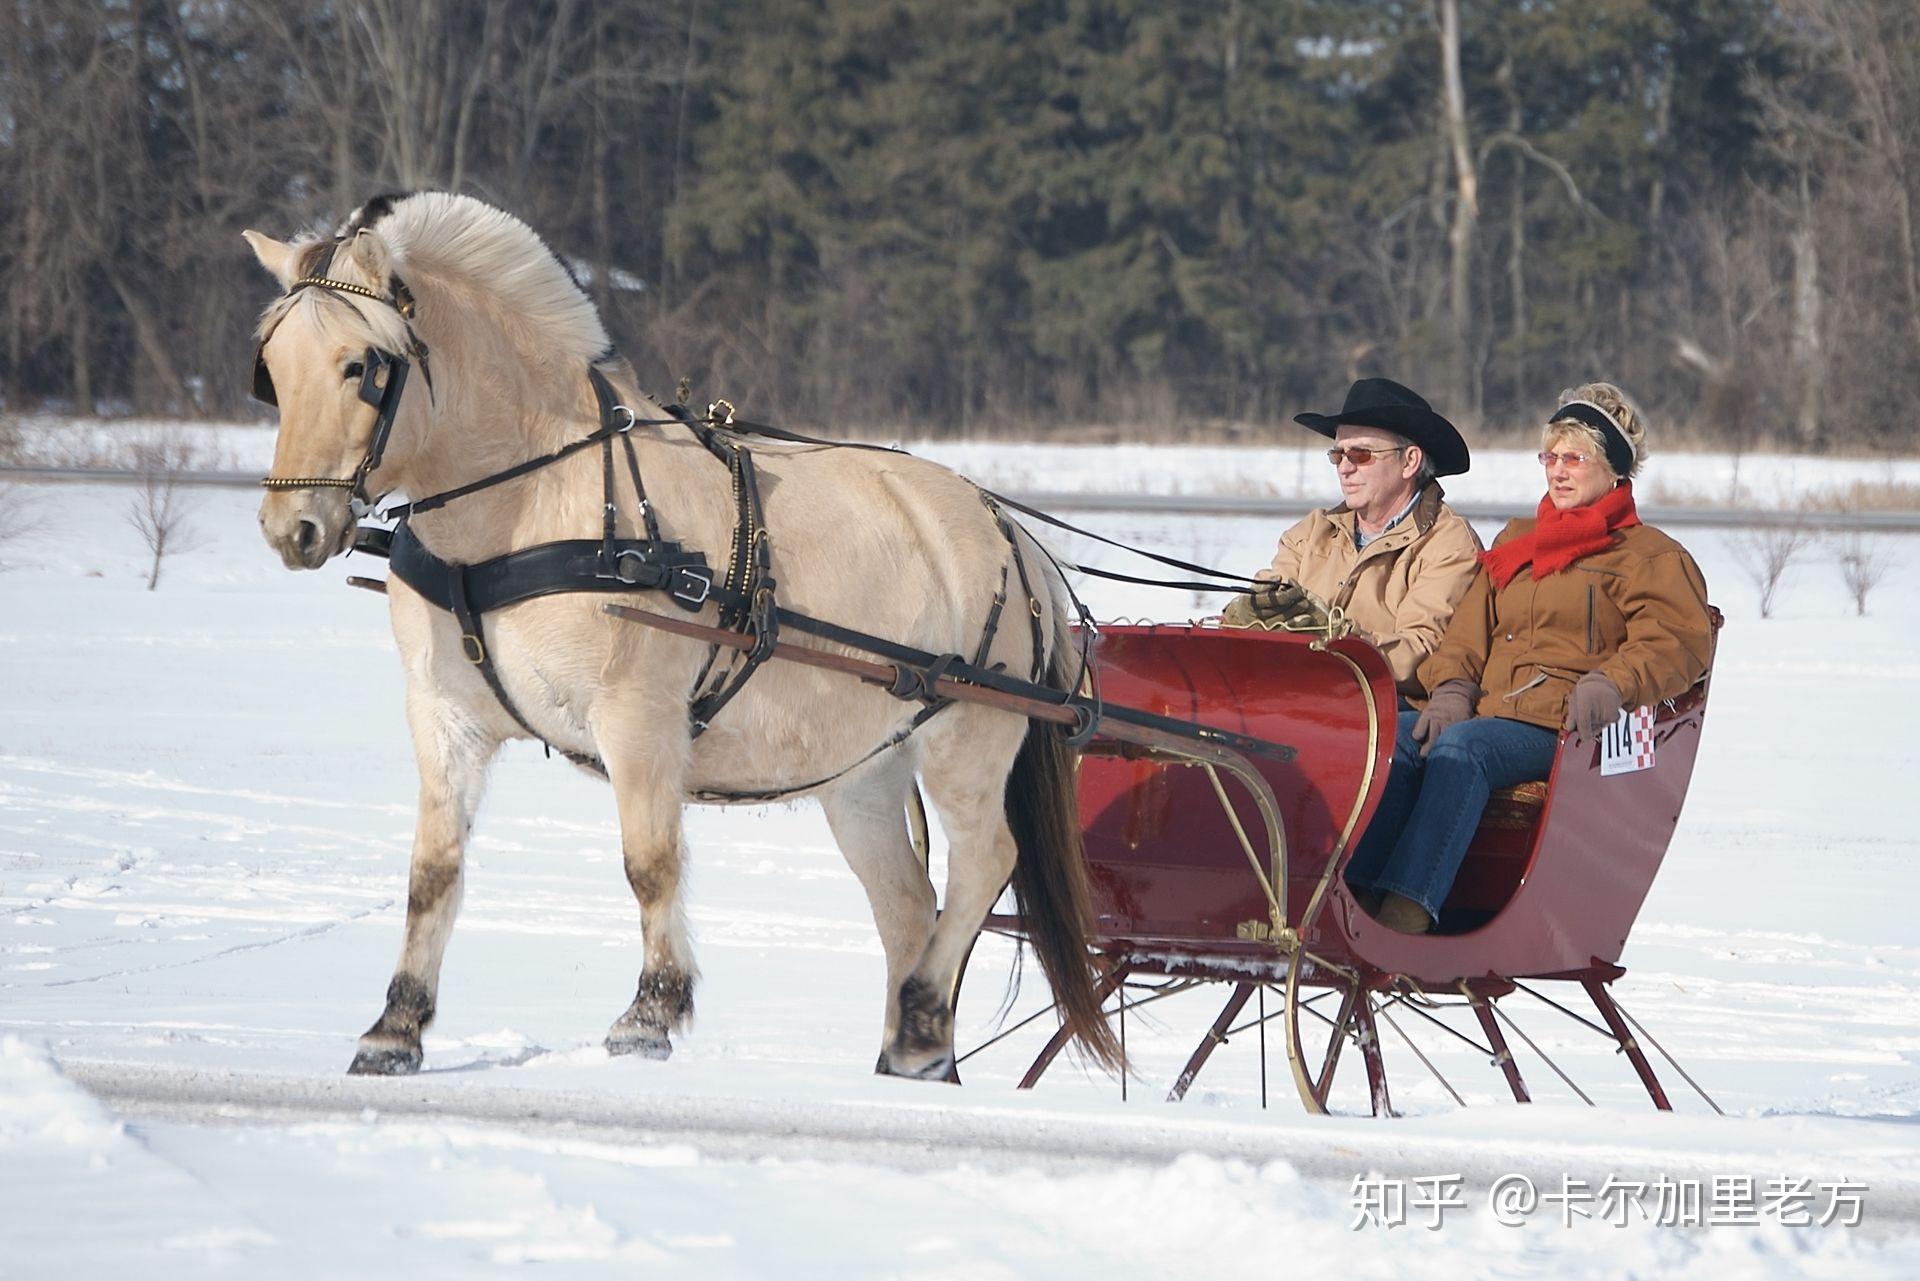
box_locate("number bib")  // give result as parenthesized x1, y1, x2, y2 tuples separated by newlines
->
(1600, 705, 1656, 776)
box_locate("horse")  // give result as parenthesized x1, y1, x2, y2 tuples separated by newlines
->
(243, 191, 1120, 1081)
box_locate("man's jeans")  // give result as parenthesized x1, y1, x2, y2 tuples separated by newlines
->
(1344, 711, 1559, 919)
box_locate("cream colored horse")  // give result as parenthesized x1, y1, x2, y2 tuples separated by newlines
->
(245, 192, 1118, 1080)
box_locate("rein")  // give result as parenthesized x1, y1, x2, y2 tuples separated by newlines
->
(331, 369, 1058, 796)
(691, 411, 1263, 597)
(256, 262, 1262, 794)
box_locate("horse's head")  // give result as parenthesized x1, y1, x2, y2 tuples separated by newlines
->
(244, 224, 425, 569)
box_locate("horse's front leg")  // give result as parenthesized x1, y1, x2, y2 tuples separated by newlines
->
(349, 701, 498, 1075)
(598, 717, 697, 1059)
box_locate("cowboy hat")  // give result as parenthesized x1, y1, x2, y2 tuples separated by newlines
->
(1293, 377, 1470, 477)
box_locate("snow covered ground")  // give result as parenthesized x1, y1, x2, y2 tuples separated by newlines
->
(3, 441, 1919, 1278)
(11, 412, 1920, 509)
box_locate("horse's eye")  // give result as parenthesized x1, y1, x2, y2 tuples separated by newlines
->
(344, 361, 365, 381)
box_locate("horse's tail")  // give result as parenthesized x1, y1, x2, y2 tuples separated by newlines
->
(1004, 645, 1125, 1075)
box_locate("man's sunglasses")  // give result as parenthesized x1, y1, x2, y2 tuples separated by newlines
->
(1326, 446, 1408, 466)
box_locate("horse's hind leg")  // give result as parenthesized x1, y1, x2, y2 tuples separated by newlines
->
(600, 731, 697, 1059)
(350, 707, 497, 1076)
(819, 753, 937, 1057)
(879, 706, 1024, 1079)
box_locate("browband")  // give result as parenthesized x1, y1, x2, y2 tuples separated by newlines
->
(1550, 401, 1634, 478)
(290, 274, 416, 318)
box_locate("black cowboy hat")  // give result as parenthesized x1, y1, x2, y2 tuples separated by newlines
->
(1293, 377, 1471, 478)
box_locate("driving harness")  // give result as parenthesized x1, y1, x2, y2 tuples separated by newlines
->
(255, 269, 1050, 798)
(362, 364, 789, 760)
(254, 253, 1300, 800)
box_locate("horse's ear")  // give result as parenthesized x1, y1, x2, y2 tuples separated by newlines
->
(243, 230, 300, 288)
(342, 228, 393, 286)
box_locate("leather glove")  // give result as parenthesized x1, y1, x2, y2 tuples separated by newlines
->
(1251, 580, 1306, 617)
(1412, 679, 1479, 757)
(1251, 580, 1331, 629)
(1566, 671, 1624, 739)
(1221, 592, 1259, 628)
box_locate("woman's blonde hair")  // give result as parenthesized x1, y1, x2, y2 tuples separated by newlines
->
(1542, 381, 1647, 481)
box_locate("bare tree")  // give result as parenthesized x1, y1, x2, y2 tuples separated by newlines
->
(125, 435, 205, 591)
(1435, 0, 1478, 422)
(0, 482, 49, 570)
(1732, 524, 1815, 618)
(1833, 531, 1894, 616)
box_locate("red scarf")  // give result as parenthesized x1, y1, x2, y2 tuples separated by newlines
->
(1479, 482, 1640, 589)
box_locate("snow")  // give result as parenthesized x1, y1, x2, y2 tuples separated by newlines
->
(3, 438, 1920, 1277)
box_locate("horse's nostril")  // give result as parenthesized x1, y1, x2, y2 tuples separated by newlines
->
(294, 519, 320, 555)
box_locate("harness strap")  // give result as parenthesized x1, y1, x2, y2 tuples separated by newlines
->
(689, 701, 951, 804)
(621, 433, 661, 543)
(688, 442, 777, 734)
(974, 565, 1009, 669)
(380, 523, 714, 616)
(443, 562, 596, 772)
(692, 556, 1007, 801)
(983, 495, 1049, 682)
(395, 368, 676, 520)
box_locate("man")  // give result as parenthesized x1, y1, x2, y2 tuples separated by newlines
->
(1225, 378, 1482, 703)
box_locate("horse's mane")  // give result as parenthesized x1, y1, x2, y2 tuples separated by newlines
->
(257, 192, 615, 371)
(375, 193, 613, 365)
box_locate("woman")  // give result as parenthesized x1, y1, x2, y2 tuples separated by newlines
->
(1344, 383, 1713, 935)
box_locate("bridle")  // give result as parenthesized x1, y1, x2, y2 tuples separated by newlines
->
(254, 271, 432, 509)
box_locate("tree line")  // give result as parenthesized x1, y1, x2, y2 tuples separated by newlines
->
(3, 0, 1918, 451)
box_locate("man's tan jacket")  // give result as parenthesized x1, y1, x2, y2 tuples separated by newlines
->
(1254, 482, 1483, 700)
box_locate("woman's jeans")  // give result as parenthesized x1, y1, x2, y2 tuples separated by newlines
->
(1344, 711, 1559, 920)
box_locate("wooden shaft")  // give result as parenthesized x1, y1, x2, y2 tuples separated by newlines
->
(600, 602, 1256, 766)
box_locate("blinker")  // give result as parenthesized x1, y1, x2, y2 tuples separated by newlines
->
(252, 343, 395, 412)
(252, 347, 278, 407)
(358, 348, 393, 408)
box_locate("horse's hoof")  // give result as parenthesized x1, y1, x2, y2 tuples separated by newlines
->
(348, 1045, 421, 1076)
(606, 1031, 672, 1060)
(876, 1050, 956, 1082)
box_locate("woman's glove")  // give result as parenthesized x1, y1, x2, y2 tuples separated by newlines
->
(1566, 671, 1624, 739)
(1412, 679, 1479, 756)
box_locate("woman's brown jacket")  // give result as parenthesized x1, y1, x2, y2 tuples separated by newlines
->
(1419, 519, 1713, 731)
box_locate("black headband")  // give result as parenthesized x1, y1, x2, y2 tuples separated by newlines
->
(1549, 402, 1634, 478)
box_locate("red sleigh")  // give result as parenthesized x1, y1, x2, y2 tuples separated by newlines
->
(972, 619, 1722, 1115)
